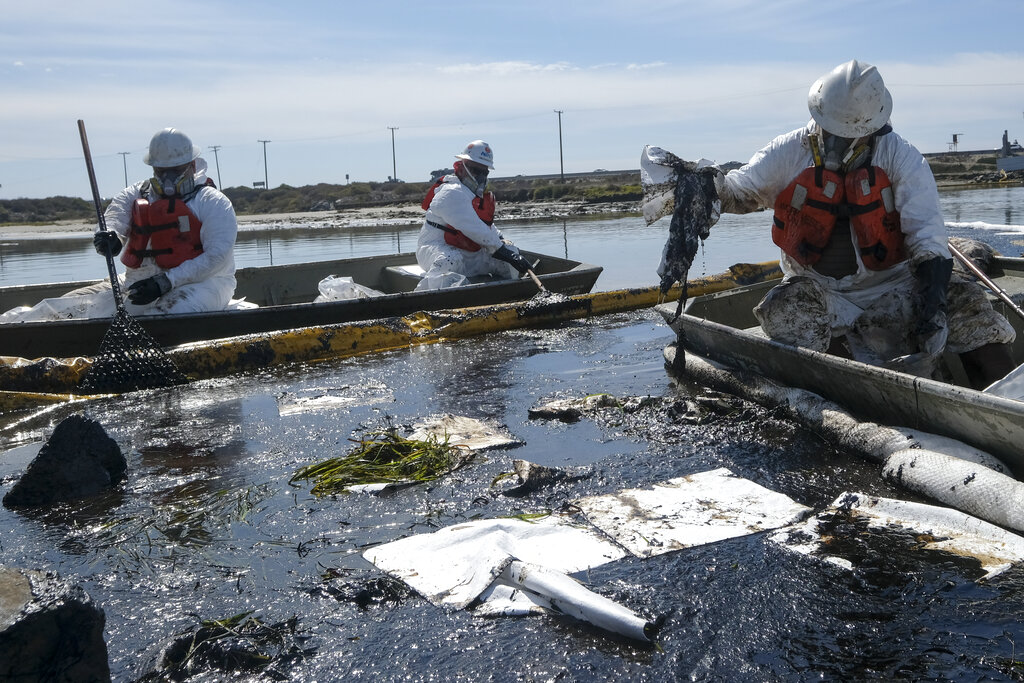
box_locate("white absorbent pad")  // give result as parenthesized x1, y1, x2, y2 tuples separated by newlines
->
(769, 492, 1024, 579)
(364, 468, 810, 639)
(574, 468, 812, 558)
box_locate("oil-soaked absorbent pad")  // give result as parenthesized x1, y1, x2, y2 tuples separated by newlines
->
(769, 492, 1024, 579)
(573, 468, 812, 558)
(364, 468, 811, 639)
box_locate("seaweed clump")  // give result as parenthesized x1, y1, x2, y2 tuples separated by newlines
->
(289, 428, 470, 496)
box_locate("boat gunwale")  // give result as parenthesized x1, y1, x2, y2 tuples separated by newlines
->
(654, 257, 1024, 468)
(0, 250, 602, 358)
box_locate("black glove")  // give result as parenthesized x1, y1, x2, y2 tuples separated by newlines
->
(913, 256, 953, 338)
(93, 230, 122, 257)
(492, 244, 532, 275)
(127, 273, 172, 305)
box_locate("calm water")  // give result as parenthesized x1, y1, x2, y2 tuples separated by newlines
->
(2, 186, 1023, 291)
(3, 187, 1024, 681)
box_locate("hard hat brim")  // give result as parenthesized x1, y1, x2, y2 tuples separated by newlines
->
(455, 153, 494, 170)
(143, 144, 202, 167)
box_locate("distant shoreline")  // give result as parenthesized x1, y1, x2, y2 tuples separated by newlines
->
(0, 200, 640, 237)
(0, 175, 1017, 238)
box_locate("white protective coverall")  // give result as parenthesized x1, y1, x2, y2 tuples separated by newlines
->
(1, 159, 239, 322)
(415, 174, 518, 290)
(719, 121, 1014, 362)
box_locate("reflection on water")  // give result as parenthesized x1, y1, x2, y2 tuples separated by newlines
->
(2, 185, 1023, 290)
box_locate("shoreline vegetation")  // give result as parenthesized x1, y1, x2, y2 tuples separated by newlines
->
(2, 152, 1022, 235)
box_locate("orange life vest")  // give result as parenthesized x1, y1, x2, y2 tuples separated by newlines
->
(421, 180, 496, 252)
(121, 195, 204, 269)
(772, 165, 904, 270)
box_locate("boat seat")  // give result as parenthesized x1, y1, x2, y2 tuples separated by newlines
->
(383, 264, 426, 292)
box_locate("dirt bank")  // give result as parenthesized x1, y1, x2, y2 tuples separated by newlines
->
(0, 200, 639, 237)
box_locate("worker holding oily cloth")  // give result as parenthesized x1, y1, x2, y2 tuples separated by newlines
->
(668, 60, 1015, 388)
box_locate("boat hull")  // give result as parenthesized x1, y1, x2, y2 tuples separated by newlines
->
(0, 251, 601, 359)
(655, 256, 1024, 472)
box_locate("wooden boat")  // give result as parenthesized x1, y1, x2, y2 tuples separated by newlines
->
(0, 250, 601, 359)
(655, 257, 1024, 471)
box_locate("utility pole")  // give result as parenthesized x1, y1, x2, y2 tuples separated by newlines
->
(554, 110, 564, 181)
(387, 127, 399, 181)
(258, 140, 271, 189)
(118, 152, 130, 187)
(209, 145, 222, 188)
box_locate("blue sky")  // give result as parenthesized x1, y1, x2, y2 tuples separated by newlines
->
(3, 0, 1024, 200)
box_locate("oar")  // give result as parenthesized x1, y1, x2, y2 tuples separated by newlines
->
(948, 241, 1024, 323)
(77, 119, 185, 393)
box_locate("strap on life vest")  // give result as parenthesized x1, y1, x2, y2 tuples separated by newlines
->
(845, 166, 904, 269)
(427, 219, 482, 252)
(772, 164, 905, 271)
(121, 195, 204, 269)
(421, 181, 496, 252)
(771, 166, 842, 266)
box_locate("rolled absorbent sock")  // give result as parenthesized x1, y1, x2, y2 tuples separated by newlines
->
(500, 560, 654, 642)
(883, 449, 1024, 533)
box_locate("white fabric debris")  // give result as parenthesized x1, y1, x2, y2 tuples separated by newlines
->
(770, 492, 1024, 580)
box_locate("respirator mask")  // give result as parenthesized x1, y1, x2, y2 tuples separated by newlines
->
(455, 160, 489, 198)
(151, 164, 196, 198)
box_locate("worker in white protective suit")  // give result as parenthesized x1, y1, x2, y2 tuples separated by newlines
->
(415, 140, 532, 290)
(89, 127, 238, 314)
(703, 60, 1015, 388)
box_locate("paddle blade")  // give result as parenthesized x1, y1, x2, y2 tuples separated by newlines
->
(81, 308, 185, 394)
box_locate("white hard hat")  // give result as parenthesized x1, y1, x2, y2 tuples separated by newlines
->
(455, 140, 495, 169)
(807, 60, 893, 138)
(143, 128, 201, 167)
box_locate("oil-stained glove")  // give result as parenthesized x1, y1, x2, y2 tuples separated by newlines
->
(912, 256, 953, 341)
(93, 230, 122, 257)
(127, 273, 172, 305)
(492, 244, 532, 275)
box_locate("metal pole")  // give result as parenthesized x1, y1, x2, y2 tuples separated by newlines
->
(118, 152, 130, 187)
(948, 241, 1024, 323)
(258, 140, 271, 189)
(387, 127, 398, 181)
(209, 145, 222, 188)
(554, 110, 565, 181)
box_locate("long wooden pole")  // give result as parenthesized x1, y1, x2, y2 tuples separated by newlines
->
(78, 119, 125, 310)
